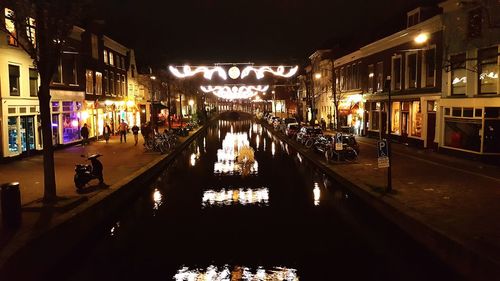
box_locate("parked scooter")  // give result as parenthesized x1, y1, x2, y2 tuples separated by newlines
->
(74, 154, 104, 190)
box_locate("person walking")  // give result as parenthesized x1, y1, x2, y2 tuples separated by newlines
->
(141, 122, 151, 145)
(119, 119, 128, 143)
(131, 124, 140, 146)
(103, 123, 111, 143)
(80, 123, 90, 146)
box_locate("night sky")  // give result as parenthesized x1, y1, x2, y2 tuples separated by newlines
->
(89, 0, 440, 67)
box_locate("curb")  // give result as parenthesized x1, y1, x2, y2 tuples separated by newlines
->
(0, 122, 210, 280)
(262, 121, 500, 281)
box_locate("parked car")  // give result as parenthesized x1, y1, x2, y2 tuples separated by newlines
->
(296, 126, 323, 144)
(285, 123, 300, 138)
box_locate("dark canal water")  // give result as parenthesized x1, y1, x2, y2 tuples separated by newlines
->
(60, 118, 461, 281)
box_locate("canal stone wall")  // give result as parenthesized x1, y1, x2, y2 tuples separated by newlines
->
(0, 124, 211, 280)
(261, 121, 499, 281)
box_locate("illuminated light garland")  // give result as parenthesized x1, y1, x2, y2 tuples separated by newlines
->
(200, 85, 269, 100)
(169, 65, 298, 80)
(169, 65, 227, 80)
(240, 65, 299, 79)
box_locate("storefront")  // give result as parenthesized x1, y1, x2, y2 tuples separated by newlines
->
(440, 98, 500, 156)
(51, 100, 84, 145)
(338, 94, 365, 135)
(2, 103, 42, 157)
(366, 95, 439, 147)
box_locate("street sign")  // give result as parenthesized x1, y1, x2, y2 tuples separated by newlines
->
(335, 133, 343, 150)
(377, 140, 388, 158)
(378, 156, 390, 168)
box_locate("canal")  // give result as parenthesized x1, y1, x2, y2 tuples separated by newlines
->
(58, 117, 461, 280)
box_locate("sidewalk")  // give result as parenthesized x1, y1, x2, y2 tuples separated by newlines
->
(276, 125, 500, 279)
(0, 128, 201, 262)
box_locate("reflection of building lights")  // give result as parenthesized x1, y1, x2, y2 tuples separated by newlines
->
(271, 142, 276, 156)
(104, 100, 113, 106)
(153, 188, 163, 211)
(213, 132, 258, 176)
(315, 73, 321, 79)
(256, 135, 260, 150)
(368, 73, 374, 78)
(313, 182, 320, 206)
(297, 153, 302, 163)
(190, 153, 196, 166)
(202, 187, 269, 207)
(71, 120, 79, 128)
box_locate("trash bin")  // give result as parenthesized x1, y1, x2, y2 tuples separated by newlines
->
(1, 182, 22, 228)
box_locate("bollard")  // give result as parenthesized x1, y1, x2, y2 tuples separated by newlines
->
(1, 182, 22, 228)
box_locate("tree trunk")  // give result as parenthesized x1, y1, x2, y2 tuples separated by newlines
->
(39, 82, 57, 203)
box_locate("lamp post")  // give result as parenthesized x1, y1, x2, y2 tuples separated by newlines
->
(150, 75, 157, 131)
(386, 75, 392, 193)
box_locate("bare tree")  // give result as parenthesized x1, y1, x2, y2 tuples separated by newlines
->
(1, 0, 87, 203)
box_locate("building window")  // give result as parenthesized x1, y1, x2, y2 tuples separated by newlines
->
(451, 53, 467, 95)
(104, 70, 109, 95)
(131, 65, 136, 78)
(370, 102, 380, 131)
(478, 47, 498, 95)
(121, 57, 125, 70)
(411, 101, 422, 137)
(29, 68, 38, 97)
(423, 47, 436, 87)
(346, 65, 351, 90)
(110, 72, 115, 95)
(85, 70, 94, 94)
(340, 67, 345, 91)
(52, 59, 63, 84)
(407, 10, 420, 27)
(484, 107, 500, 153)
(406, 52, 418, 89)
(122, 74, 126, 96)
(116, 74, 121, 96)
(103, 50, 108, 64)
(95, 72, 102, 95)
(391, 102, 400, 134)
(61, 102, 80, 144)
(27, 17, 36, 47)
(116, 55, 120, 69)
(109, 52, 114, 66)
(9, 65, 20, 96)
(376, 62, 383, 92)
(368, 64, 374, 93)
(91, 34, 99, 59)
(71, 55, 78, 85)
(5, 8, 17, 46)
(468, 7, 482, 38)
(392, 56, 402, 90)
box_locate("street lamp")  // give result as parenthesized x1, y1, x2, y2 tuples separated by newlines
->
(414, 33, 429, 44)
(150, 75, 157, 131)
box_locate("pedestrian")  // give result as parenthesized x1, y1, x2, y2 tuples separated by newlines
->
(103, 123, 111, 143)
(321, 118, 326, 131)
(141, 122, 151, 145)
(119, 119, 128, 143)
(80, 123, 89, 146)
(131, 124, 140, 146)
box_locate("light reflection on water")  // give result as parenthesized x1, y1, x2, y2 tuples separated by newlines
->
(152, 188, 164, 213)
(313, 182, 321, 206)
(202, 188, 269, 207)
(214, 131, 258, 176)
(174, 265, 299, 281)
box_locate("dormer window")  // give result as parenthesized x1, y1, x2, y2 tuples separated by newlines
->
(407, 8, 421, 28)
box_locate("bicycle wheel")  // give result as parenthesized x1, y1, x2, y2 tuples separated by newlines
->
(305, 138, 314, 148)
